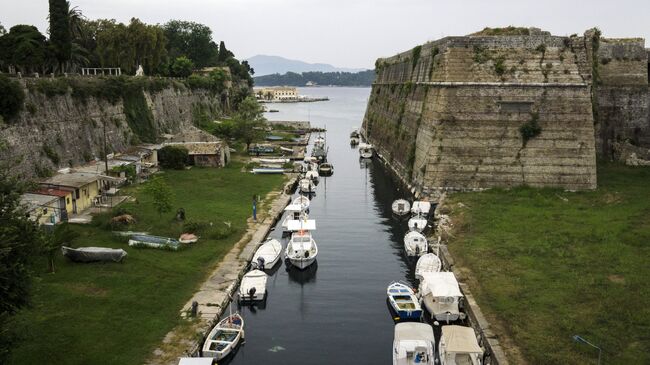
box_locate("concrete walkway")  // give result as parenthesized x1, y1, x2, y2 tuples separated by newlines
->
(146, 181, 294, 365)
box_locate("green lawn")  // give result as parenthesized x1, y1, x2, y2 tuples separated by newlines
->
(447, 162, 650, 364)
(10, 163, 285, 365)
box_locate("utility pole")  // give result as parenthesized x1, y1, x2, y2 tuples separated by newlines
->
(103, 119, 109, 175)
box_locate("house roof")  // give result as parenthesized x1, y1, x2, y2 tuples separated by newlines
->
(41, 172, 100, 188)
(164, 142, 222, 155)
(168, 127, 221, 143)
(20, 193, 59, 211)
(74, 159, 132, 175)
(31, 187, 71, 198)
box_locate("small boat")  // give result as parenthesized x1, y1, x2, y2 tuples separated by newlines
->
(179, 233, 199, 244)
(311, 146, 327, 162)
(252, 238, 282, 270)
(252, 167, 285, 174)
(438, 325, 484, 365)
(408, 215, 428, 232)
(350, 136, 359, 145)
(358, 143, 374, 159)
(299, 178, 316, 194)
(259, 158, 289, 164)
(350, 129, 360, 138)
(128, 235, 181, 250)
(61, 246, 127, 263)
(305, 169, 319, 182)
(415, 253, 442, 280)
(293, 195, 310, 210)
(285, 230, 318, 270)
(404, 231, 428, 256)
(282, 204, 309, 231)
(269, 109, 279, 113)
(239, 269, 268, 302)
(318, 162, 333, 176)
(266, 135, 284, 141)
(314, 135, 326, 148)
(392, 199, 411, 216)
(418, 272, 465, 322)
(280, 146, 294, 153)
(202, 313, 244, 360)
(303, 156, 318, 164)
(411, 201, 432, 216)
(387, 282, 423, 320)
(393, 322, 436, 365)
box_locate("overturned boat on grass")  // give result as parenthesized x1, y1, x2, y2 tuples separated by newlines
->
(128, 234, 181, 250)
(61, 246, 127, 263)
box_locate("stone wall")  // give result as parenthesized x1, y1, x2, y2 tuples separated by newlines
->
(364, 30, 598, 193)
(0, 81, 222, 179)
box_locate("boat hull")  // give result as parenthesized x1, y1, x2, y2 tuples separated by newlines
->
(288, 257, 316, 270)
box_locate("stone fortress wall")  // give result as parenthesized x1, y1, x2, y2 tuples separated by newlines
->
(363, 28, 650, 193)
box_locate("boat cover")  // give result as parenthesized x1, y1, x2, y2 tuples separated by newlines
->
(394, 323, 435, 342)
(284, 204, 304, 212)
(61, 246, 127, 263)
(287, 219, 316, 231)
(420, 272, 463, 297)
(178, 358, 213, 365)
(441, 325, 483, 354)
(412, 201, 432, 215)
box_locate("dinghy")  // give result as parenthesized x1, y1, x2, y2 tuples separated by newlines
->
(238, 269, 268, 302)
(350, 136, 359, 145)
(387, 282, 423, 320)
(318, 162, 333, 176)
(418, 272, 465, 322)
(128, 235, 181, 250)
(305, 169, 319, 182)
(393, 322, 436, 365)
(298, 178, 316, 194)
(358, 143, 374, 159)
(392, 199, 411, 216)
(415, 253, 442, 281)
(285, 230, 318, 270)
(252, 167, 285, 174)
(411, 201, 432, 216)
(293, 195, 310, 210)
(252, 238, 282, 270)
(202, 313, 244, 360)
(408, 216, 428, 232)
(404, 231, 428, 257)
(259, 158, 289, 164)
(61, 246, 127, 263)
(438, 325, 484, 365)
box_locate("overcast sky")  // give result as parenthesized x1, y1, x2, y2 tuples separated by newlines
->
(2, 0, 649, 69)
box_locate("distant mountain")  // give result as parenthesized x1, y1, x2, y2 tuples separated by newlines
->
(246, 55, 367, 76)
(254, 70, 375, 87)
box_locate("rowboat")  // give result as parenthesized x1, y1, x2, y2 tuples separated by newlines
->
(202, 313, 244, 360)
(392, 199, 411, 216)
(61, 246, 127, 263)
(387, 281, 423, 320)
(128, 235, 181, 250)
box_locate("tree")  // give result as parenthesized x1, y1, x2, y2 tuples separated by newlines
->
(0, 75, 25, 121)
(0, 146, 43, 362)
(170, 56, 193, 77)
(233, 96, 266, 150)
(144, 177, 174, 217)
(158, 145, 189, 169)
(49, 0, 72, 72)
(0, 25, 48, 74)
(41, 223, 77, 273)
(0, 22, 6, 36)
(163, 20, 218, 68)
(217, 40, 233, 63)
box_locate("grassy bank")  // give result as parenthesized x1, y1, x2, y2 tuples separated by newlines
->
(447, 163, 650, 364)
(10, 163, 285, 365)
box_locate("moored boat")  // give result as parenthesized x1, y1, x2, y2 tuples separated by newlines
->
(293, 195, 310, 210)
(393, 322, 436, 365)
(404, 231, 428, 256)
(411, 201, 432, 216)
(317, 162, 333, 176)
(285, 230, 318, 270)
(252, 167, 285, 174)
(61, 246, 127, 263)
(408, 215, 428, 232)
(387, 281, 423, 320)
(202, 313, 244, 360)
(238, 269, 268, 302)
(252, 238, 282, 270)
(415, 253, 442, 280)
(438, 325, 484, 365)
(281, 204, 309, 231)
(418, 272, 465, 322)
(358, 143, 374, 159)
(392, 199, 411, 216)
(299, 178, 316, 194)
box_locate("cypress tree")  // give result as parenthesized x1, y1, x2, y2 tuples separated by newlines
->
(48, 0, 71, 72)
(218, 41, 230, 63)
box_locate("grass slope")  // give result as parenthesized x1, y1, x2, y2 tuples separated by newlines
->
(10, 164, 284, 365)
(448, 163, 650, 364)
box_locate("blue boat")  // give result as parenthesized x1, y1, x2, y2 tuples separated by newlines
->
(387, 282, 423, 320)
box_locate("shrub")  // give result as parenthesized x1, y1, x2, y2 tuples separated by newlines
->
(535, 44, 547, 53)
(494, 57, 507, 76)
(158, 145, 189, 169)
(520, 112, 542, 146)
(171, 56, 194, 78)
(0, 75, 25, 121)
(411, 45, 422, 70)
(182, 219, 210, 234)
(42, 144, 60, 165)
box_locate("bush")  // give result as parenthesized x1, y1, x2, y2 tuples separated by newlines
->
(170, 56, 194, 78)
(520, 112, 542, 146)
(158, 145, 189, 169)
(0, 75, 25, 121)
(182, 219, 210, 234)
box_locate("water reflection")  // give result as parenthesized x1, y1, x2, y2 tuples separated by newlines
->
(285, 260, 318, 285)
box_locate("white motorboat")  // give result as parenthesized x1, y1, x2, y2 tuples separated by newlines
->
(392, 199, 411, 216)
(318, 162, 333, 176)
(202, 313, 244, 360)
(314, 134, 326, 148)
(393, 322, 436, 365)
(305, 169, 319, 182)
(303, 156, 318, 164)
(438, 325, 484, 365)
(418, 272, 465, 322)
(259, 158, 289, 164)
(411, 201, 432, 216)
(299, 178, 316, 194)
(285, 230, 318, 270)
(238, 269, 268, 302)
(415, 253, 442, 281)
(281, 204, 309, 231)
(293, 195, 310, 210)
(350, 136, 360, 145)
(408, 215, 428, 232)
(387, 282, 423, 320)
(358, 143, 374, 159)
(252, 238, 282, 270)
(404, 231, 428, 257)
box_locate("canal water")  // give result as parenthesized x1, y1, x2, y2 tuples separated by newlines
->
(228, 87, 418, 364)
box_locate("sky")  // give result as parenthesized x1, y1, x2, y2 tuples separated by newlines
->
(2, 0, 649, 69)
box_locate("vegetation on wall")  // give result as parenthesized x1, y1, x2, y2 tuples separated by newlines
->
(0, 75, 25, 121)
(411, 45, 422, 70)
(121, 82, 157, 143)
(472, 26, 531, 36)
(519, 112, 542, 146)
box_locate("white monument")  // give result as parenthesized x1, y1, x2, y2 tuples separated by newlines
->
(135, 65, 144, 77)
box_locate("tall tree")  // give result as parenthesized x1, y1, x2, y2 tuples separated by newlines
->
(144, 177, 174, 217)
(217, 40, 233, 63)
(0, 142, 43, 362)
(0, 25, 48, 74)
(233, 96, 266, 150)
(0, 22, 6, 36)
(48, 0, 71, 72)
(163, 20, 217, 68)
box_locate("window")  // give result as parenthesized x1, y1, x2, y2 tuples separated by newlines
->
(67, 198, 70, 204)
(499, 101, 533, 113)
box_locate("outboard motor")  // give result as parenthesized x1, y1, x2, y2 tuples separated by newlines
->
(248, 287, 257, 300)
(257, 257, 266, 270)
(304, 251, 310, 258)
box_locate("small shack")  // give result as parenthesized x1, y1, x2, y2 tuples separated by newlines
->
(39, 172, 101, 214)
(165, 127, 230, 167)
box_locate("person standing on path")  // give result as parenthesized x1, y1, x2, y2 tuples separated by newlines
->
(252, 195, 257, 222)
